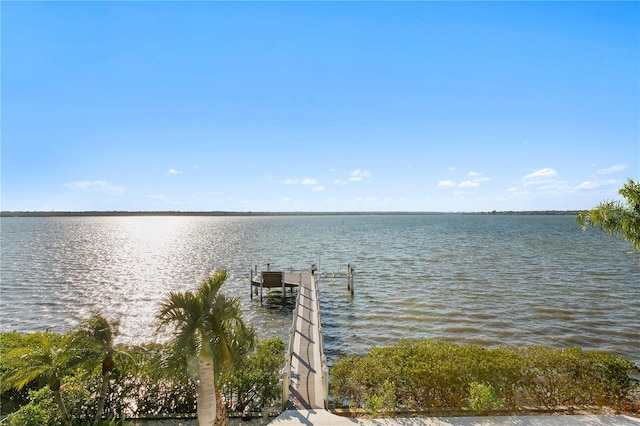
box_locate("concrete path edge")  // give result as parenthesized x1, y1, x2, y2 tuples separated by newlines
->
(269, 409, 640, 426)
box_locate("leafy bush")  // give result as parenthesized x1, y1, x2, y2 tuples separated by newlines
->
(6, 377, 96, 426)
(6, 386, 59, 426)
(468, 382, 504, 413)
(103, 343, 198, 417)
(364, 380, 396, 416)
(220, 337, 285, 413)
(1, 331, 284, 420)
(331, 339, 639, 414)
(1, 332, 42, 415)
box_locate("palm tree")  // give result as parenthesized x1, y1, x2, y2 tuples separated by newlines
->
(1, 331, 81, 426)
(71, 311, 121, 422)
(156, 269, 250, 426)
(576, 178, 640, 250)
(212, 297, 256, 426)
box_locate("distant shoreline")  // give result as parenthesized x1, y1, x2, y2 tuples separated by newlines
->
(1, 210, 580, 217)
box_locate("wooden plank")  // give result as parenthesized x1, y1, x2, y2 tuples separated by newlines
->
(289, 273, 325, 409)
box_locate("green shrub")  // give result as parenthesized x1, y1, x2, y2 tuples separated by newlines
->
(102, 342, 198, 417)
(364, 380, 396, 417)
(468, 382, 504, 413)
(331, 340, 639, 414)
(220, 337, 285, 413)
(6, 377, 97, 426)
(6, 386, 59, 426)
(2, 331, 283, 420)
(1, 331, 49, 415)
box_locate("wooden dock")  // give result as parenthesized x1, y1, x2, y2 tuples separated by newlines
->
(250, 264, 355, 301)
(285, 272, 327, 409)
(250, 264, 354, 410)
(251, 270, 328, 409)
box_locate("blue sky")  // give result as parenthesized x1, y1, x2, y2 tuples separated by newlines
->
(2, 1, 638, 212)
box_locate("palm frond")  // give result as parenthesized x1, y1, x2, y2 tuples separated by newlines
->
(157, 291, 201, 329)
(1, 331, 80, 391)
(157, 289, 206, 364)
(199, 269, 227, 305)
(577, 179, 640, 250)
(1, 345, 50, 390)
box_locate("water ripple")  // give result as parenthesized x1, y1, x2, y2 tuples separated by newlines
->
(1, 215, 638, 367)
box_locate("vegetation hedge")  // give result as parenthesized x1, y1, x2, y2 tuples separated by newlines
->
(1, 331, 284, 425)
(330, 339, 639, 415)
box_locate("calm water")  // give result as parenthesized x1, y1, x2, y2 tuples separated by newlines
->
(1, 215, 638, 365)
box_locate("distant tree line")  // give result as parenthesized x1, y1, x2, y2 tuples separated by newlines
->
(2, 210, 582, 217)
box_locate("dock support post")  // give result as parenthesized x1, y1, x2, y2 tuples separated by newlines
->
(288, 326, 295, 359)
(253, 265, 259, 296)
(322, 364, 329, 409)
(281, 361, 290, 410)
(347, 263, 355, 296)
(250, 269, 253, 300)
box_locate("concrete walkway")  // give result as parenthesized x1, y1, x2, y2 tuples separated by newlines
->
(270, 409, 639, 426)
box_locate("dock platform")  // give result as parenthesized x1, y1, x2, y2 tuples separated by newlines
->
(250, 264, 354, 411)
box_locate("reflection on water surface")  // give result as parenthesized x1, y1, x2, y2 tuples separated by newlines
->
(1, 215, 638, 365)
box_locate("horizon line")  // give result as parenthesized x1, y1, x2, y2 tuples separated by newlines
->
(1, 210, 582, 217)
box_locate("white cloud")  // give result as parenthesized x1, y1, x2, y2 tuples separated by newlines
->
(577, 181, 599, 190)
(596, 164, 628, 175)
(522, 168, 560, 188)
(448, 166, 456, 172)
(285, 177, 318, 185)
(523, 168, 557, 180)
(439, 173, 490, 190)
(457, 173, 490, 188)
(313, 186, 325, 192)
(333, 169, 371, 185)
(536, 182, 572, 194)
(576, 179, 620, 190)
(348, 169, 372, 182)
(166, 169, 182, 175)
(279, 197, 293, 202)
(458, 180, 480, 188)
(65, 180, 124, 195)
(507, 187, 527, 195)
